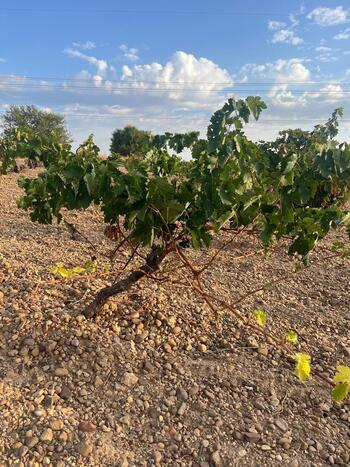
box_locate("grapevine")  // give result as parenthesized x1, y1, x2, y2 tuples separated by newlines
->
(1, 96, 350, 402)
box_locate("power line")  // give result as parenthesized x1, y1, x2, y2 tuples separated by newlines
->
(1, 75, 350, 86)
(0, 8, 295, 16)
(1, 82, 350, 94)
(0, 109, 349, 124)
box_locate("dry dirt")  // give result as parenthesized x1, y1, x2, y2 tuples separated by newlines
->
(0, 168, 349, 467)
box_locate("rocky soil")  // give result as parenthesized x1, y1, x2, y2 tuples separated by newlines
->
(0, 168, 349, 467)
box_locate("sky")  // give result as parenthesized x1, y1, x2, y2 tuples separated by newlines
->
(0, 0, 350, 153)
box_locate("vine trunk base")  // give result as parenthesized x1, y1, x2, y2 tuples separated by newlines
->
(82, 247, 164, 319)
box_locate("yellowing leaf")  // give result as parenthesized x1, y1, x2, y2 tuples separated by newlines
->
(294, 353, 311, 381)
(333, 365, 350, 385)
(254, 309, 266, 326)
(332, 382, 350, 402)
(51, 262, 86, 279)
(286, 330, 298, 345)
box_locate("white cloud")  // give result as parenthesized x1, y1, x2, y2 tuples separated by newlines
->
(307, 83, 346, 102)
(307, 6, 349, 26)
(315, 46, 333, 52)
(119, 44, 139, 62)
(64, 48, 108, 75)
(334, 28, 350, 39)
(0, 58, 5, 63)
(72, 41, 96, 50)
(242, 59, 310, 83)
(271, 29, 303, 45)
(268, 20, 286, 30)
(117, 51, 233, 109)
(316, 54, 338, 63)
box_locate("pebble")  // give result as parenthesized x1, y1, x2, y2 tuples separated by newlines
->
(176, 387, 189, 401)
(40, 428, 53, 443)
(275, 418, 289, 432)
(211, 450, 221, 466)
(244, 432, 261, 443)
(50, 419, 64, 431)
(153, 451, 162, 464)
(25, 436, 39, 448)
(60, 385, 72, 400)
(78, 420, 96, 432)
(94, 375, 104, 387)
(77, 440, 93, 457)
(121, 372, 138, 387)
(54, 367, 68, 377)
(178, 402, 187, 416)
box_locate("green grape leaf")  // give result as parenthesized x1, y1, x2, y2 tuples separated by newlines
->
(294, 353, 311, 381)
(333, 365, 350, 385)
(332, 383, 350, 402)
(254, 309, 266, 326)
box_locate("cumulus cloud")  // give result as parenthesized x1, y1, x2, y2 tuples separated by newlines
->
(268, 14, 303, 46)
(72, 41, 96, 50)
(307, 6, 349, 26)
(334, 28, 350, 39)
(119, 44, 139, 62)
(268, 20, 286, 30)
(271, 29, 303, 45)
(64, 48, 108, 75)
(117, 51, 233, 109)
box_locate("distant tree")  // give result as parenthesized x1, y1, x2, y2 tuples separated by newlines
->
(0, 105, 71, 144)
(110, 125, 152, 157)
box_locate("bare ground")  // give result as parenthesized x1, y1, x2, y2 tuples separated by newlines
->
(0, 169, 349, 467)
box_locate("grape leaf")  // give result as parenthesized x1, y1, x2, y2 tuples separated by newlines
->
(294, 353, 311, 381)
(254, 309, 266, 326)
(286, 330, 298, 345)
(332, 383, 350, 402)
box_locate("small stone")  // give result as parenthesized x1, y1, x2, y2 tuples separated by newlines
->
(40, 428, 53, 443)
(94, 375, 104, 387)
(71, 337, 79, 347)
(261, 445, 271, 451)
(153, 451, 162, 464)
(60, 386, 72, 400)
(258, 346, 268, 356)
(178, 402, 187, 416)
(198, 343, 207, 352)
(25, 436, 39, 448)
(16, 445, 28, 458)
(121, 372, 138, 387)
(78, 421, 96, 432)
(211, 450, 221, 466)
(289, 460, 299, 467)
(202, 440, 210, 448)
(275, 418, 288, 432)
(54, 367, 68, 377)
(176, 388, 189, 401)
(244, 432, 261, 443)
(50, 419, 64, 431)
(278, 437, 291, 449)
(77, 440, 93, 457)
(120, 415, 131, 426)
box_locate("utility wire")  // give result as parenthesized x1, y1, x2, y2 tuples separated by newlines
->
(0, 8, 297, 17)
(0, 83, 349, 94)
(1, 76, 350, 86)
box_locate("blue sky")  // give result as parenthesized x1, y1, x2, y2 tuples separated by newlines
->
(1, 0, 350, 151)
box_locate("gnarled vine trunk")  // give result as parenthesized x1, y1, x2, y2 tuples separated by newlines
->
(82, 246, 165, 319)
